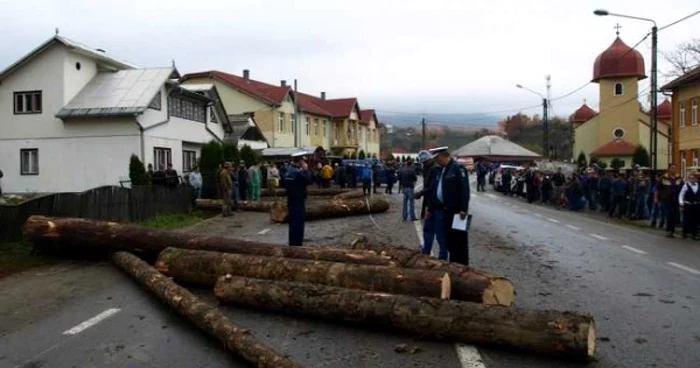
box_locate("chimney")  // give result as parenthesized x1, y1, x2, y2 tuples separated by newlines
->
(281, 80, 287, 87)
(321, 92, 326, 100)
(243, 69, 250, 80)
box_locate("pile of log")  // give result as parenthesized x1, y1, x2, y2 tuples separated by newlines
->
(261, 187, 352, 197)
(22, 216, 597, 362)
(270, 197, 389, 223)
(196, 199, 275, 212)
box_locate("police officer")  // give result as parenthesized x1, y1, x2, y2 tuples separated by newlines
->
(415, 150, 447, 260)
(285, 152, 312, 246)
(427, 147, 471, 266)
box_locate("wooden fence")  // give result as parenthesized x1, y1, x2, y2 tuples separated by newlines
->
(0, 185, 194, 242)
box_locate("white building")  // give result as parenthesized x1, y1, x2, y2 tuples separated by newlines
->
(0, 35, 227, 193)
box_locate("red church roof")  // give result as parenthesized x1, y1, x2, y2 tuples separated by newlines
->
(657, 99, 672, 120)
(592, 37, 646, 82)
(181, 71, 291, 106)
(591, 139, 638, 157)
(571, 103, 598, 123)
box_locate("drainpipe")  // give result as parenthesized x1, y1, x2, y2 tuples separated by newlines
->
(134, 114, 145, 161)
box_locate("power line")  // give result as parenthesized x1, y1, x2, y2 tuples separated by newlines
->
(659, 11, 700, 31)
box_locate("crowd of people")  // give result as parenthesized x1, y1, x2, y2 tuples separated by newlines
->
(481, 161, 699, 239)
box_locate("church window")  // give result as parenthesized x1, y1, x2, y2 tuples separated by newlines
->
(692, 99, 698, 127)
(613, 128, 625, 139)
(680, 102, 686, 128)
(614, 83, 623, 96)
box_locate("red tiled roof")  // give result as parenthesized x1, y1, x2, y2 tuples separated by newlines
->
(657, 99, 672, 120)
(571, 103, 598, 123)
(592, 37, 646, 82)
(360, 109, 377, 124)
(295, 92, 333, 117)
(181, 71, 290, 106)
(591, 139, 638, 157)
(323, 98, 360, 119)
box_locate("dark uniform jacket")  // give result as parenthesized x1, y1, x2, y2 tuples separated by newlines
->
(417, 163, 439, 218)
(284, 166, 312, 199)
(429, 159, 470, 214)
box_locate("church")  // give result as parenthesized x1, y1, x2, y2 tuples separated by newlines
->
(572, 32, 671, 169)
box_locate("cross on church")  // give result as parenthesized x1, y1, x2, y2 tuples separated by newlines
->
(614, 23, 622, 36)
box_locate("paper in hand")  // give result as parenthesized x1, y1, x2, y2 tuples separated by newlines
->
(451, 214, 472, 231)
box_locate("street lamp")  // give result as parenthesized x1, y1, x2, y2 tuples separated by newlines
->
(594, 9, 658, 171)
(516, 84, 550, 159)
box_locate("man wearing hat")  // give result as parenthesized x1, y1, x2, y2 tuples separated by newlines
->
(427, 146, 471, 266)
(285, 152, 312, 246)
(415, 149, 447, 260)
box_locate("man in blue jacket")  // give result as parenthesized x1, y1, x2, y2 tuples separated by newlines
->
(285, 152, 312, 246)
(428, 147, 471, 266)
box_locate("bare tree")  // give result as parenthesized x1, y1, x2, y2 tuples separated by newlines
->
(663, 39, 700, 78)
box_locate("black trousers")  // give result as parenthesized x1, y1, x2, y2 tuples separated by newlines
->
(443, 211, 469, 266)
(666, 202, 679, 234)
(362, 180, 371, 195)
(683, 204, 700, 237)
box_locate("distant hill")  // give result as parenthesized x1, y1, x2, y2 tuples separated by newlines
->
(377, 111, 500, 128)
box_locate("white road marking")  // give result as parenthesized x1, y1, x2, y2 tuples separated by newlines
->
(667, 262, 700, 275)
(257, 228, 271, 235)
(566, 224, 581, 231)
(547, 218, 560, 224)
(63, 308, 121, 335)
(621, 245, 647, 255)
(456, 344, 486, 368)
(589, 233, 608, 241)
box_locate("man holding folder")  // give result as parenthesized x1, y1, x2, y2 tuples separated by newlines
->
(427, 147, 471, 266)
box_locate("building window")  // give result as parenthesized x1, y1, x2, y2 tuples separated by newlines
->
(614, 83, 623, 96)
(305, 117, 310, 136)
(323, 120, 327, 137)
(183, 150, 197, 173)
(693, 150, 698, 167)
(168, 96, 205, 122)
(20, 148, 39, 175)
(680, 102, 686, 128)
(693, 99, 698, 127)
(613, 127, 625, 139)
(154, 147, 172, 171)
(14, 91, 42, 114)
(148, 92, 162, 110)
(210, 107, 218, 123)
(314, 119, 320, 136)
(290, 114, 296, 133)
(278, 112, 285, 133)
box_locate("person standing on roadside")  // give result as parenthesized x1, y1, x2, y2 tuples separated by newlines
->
(428, 147, 471, 265)
(188, 166, 203, 199)
(656, 164, 683, 238)
(285, 153, 312, 246)
(219, 162, 233, 217)
(679, 171, 700, 239)
(398, 158, 418, 221)
(415, 150, 447, 260)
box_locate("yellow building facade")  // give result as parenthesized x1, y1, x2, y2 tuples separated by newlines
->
(662, 65, 700, 178)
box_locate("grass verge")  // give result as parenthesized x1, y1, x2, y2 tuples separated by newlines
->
(0, 242, 60, 278)
(139, 210, 210, 230)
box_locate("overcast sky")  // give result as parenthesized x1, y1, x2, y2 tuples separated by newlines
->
(1, 0, 698, 123)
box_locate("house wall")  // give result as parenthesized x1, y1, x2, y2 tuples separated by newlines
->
(367, 118, 380, 157)
(597, 77, 641, 146)
(673, 85, 700, 167)
(638, 120, 669, 169)
(63, 51, 99, 104)
(574, 118, 600, 159)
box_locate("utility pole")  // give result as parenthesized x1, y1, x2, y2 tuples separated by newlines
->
(293, 79, 299, 147)
(421, 118, 426, 150)
(543, 98, 549, 159)
(650, 26, 658, 172)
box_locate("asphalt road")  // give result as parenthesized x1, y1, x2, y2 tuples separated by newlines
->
(2, 182, 699, 368)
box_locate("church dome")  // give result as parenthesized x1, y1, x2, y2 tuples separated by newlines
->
(571, 103, 598, 123)
(592, 37, 646, 82)
(657, 99, 672, 120)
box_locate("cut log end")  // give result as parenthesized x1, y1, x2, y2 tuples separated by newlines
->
(440, 273, 451, 300)
(587, 322, 597, 358)
(482, 278, 515, 306)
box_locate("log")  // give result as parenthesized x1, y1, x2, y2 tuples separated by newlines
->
(331, 190, 366, 200)
(22, 216, 513, 305)
(350, 236, 515, 306)
(270, 198, 389, 223)
(156, 247, 452, 300)
(196, 199, 275, 212)
(261, 188, 351, 197)
(111, 251, 301, 368)
(215, 275, 596, 361)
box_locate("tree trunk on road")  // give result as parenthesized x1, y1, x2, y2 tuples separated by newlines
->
(350, 236, 515, 306)
(196, 199, 275, 212)
(215, 275, 596, 361)
(270, 198, 389, 223)
(331, 190, 366, 200)
(261, 188, 351, 197)
(111, 252, 301, 368)
(156, 247, 452, 300)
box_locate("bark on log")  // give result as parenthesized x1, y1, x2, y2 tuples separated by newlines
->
(270, 198, 389, 223)
(196, 199, 275, 212)
(111, 252, 301, 368)
(215, 276, 596, 361)
(350, 236, 515, 306)
(261, 188, 351, 197)
(331, 190, 366, 200)
(156, 247, 452, 300)
(22, 216, 513, 305)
